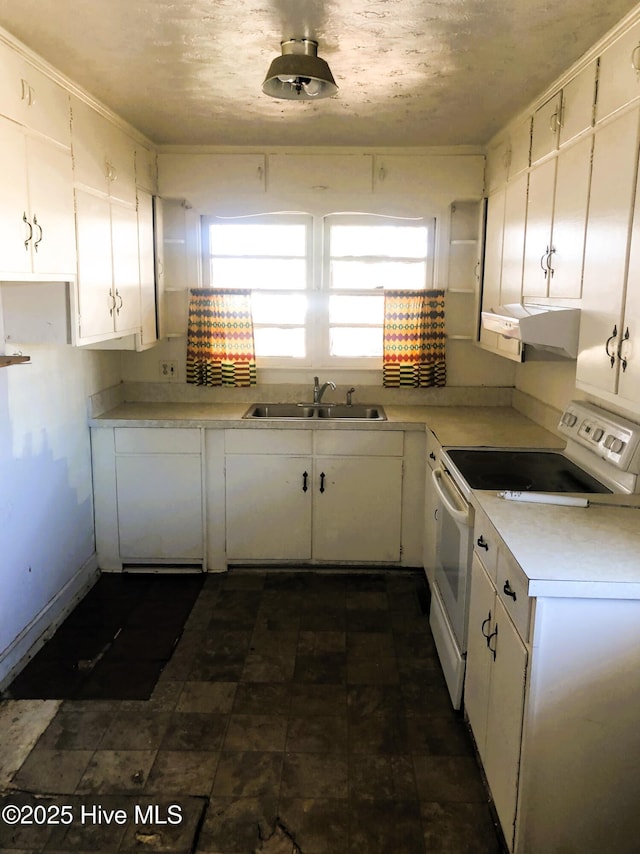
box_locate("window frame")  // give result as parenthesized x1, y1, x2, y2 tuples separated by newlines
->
(202, 211, 436, 370)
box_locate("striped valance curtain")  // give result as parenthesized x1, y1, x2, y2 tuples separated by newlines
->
(186, 288, 257, 387)
(382, 289, 446, 387)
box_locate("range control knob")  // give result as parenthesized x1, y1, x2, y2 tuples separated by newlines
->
(604, 434, 615, 449)
(593, 428, 605, 442)
(562, 412, 578, 427)
(610, 438, 625, 454)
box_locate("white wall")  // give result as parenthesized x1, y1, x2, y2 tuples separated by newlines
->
(0, 320, 121, 686)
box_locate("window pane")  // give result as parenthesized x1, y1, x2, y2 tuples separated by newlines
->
(330, 224, 428, 258)
(330, 260, 427, 290)
(252, 293, 307, 324)
(210, 223, 307, 257)
(211, 258, 307, 289)
(254, 327, 306, 358)
(329, 295, 383, 324)
(330, 328, 383, 358)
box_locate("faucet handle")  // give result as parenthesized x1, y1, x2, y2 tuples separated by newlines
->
(346, 387, 356, 406)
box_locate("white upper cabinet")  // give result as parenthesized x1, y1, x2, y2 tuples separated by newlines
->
(270, 153, 373, 194)
(158, 152, 266, 204)
(0, 41, 71, 145)
(500, 172, 529, 306)
(485, 137, 510, 194)
(577, 107, 640, 396)
(596, 17, 640, 123)
(135, 145, 157, 193)
(71, 96, 136, 204)
(531, 92, 563, 164)
(508, 117, 532, 177)
(530, 63, 596, 165)
(558, 61, 597, 146)
(523, 135, 592, 300)
(0, 120, 75, 280)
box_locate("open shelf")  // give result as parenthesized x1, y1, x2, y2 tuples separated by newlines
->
(0, 355, 31, 367)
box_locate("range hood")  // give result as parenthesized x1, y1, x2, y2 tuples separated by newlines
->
(481, 303, 580, 359)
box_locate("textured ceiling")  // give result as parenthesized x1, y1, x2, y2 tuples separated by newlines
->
(0, 0, 637, 147)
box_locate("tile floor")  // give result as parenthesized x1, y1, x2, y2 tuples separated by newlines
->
(0, 570, 505, 853)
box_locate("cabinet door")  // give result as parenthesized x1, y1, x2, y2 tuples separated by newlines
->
(484, 596, 527, 847)
(270, 153, 373, 194)
(548, 136, 592, 299)
(531, 92, 561, 164)
(500, 173, 528, 305)
(75, 188, 114, 339)
(464, 556, 495, 763)
(137, 190, 158, 347)
(110, 201, 141, 333)
(312, 456, 402, 562)
(617, 147, 640, 404)
(596, 18, 640, 123)
(26, 136, 76, 277)
(0, 120, 31, 276)
(116, 454, 203, 559)
(577, 108, 640, 394)
(522, 158, 555, 298)
(559, 61, 596, 147)
(225, 455, 312, 560)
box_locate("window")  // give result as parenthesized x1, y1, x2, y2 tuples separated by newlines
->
(204, 212, 434, 367)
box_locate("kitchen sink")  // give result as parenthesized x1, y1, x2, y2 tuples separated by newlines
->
(242, 403, 387, 421)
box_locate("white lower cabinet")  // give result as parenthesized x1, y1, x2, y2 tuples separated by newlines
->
(465, 554, 527, 848)
(466, 506, 640, 853)
(224, 428, 404, 564)
(91, 427, 204, 569)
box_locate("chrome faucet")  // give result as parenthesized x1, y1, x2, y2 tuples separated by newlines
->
(346, 387, 356, 406)
(313, 376, 336, 403)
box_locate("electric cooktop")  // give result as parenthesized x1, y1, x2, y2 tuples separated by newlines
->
(444, 449, 612, 494)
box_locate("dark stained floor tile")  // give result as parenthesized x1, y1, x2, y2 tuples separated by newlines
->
(286, 715, 348, 754)
(349, 797, 425, 854)
(278, 797, 349, 854)
(199, 795, 277, 853)
(211, 751, 283, 798)
(4, 570, 502, 853)
(420, 801, 504, 853)
(160, 712, 228, 751)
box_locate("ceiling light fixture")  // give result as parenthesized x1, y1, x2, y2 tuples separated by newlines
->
(262, 38, 338, 100)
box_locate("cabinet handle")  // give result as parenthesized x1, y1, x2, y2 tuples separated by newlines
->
(632, 43, 640, 73)
(481, 610, 492, 640)
(114, 289, 124, 315)
(429, 451, 436, 461)
(476, 535, 489, 551)
(487, 625, 498, 661)
(302, 470, 308, 492)
(605, 325, 618, 368)
(33, 214, 43, 252)
(617, 327, 630, 372)
(503, 580, 517, 601)
(546, 246, 556, 278)
(22, 212, 33, 249)
(319, 471, 326, 493)
(108, 288, 116, 316)
(540, 247, 549, 279)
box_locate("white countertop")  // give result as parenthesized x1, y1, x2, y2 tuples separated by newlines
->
(91, 402, 563, 447)
(474, 490, 640, 599)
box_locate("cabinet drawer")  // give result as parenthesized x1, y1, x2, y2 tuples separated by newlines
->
(473, 507, 499, 581)
(314, 430, 404, 457)
(497, 550, 531, 640)
(225, 429, 313, 455)
(115, 427, 201, 454)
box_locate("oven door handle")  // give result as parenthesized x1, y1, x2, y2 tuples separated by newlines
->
(432, 468, 472, 525)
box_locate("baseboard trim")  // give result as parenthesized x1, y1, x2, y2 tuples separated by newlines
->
(0, 554, 99, 691)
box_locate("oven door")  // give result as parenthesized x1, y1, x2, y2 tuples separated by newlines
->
(431, 466, 474, 652)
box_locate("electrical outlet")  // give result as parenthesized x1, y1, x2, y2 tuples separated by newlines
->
(159, 360, 177, 380)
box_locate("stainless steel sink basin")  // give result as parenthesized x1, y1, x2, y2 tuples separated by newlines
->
(316, 404, 386, 420)
(242, 403, 386, 421)
(243, 404, 315, 419)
